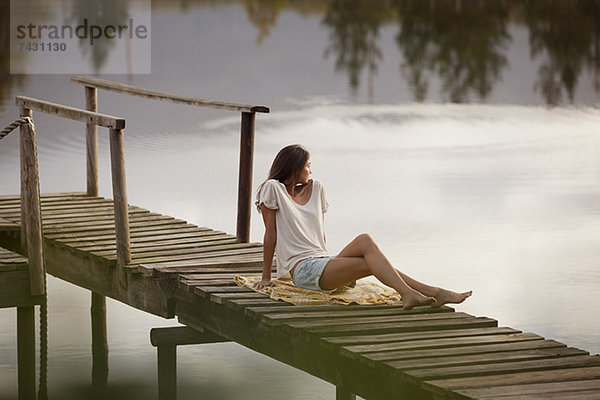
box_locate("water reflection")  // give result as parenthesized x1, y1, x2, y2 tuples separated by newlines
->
(322, 0, 385, 101)
(156, 0, 600, 105)
(393, 0, 510, 103)
(0, 0, 26, 107)
(66, 0, 130, 73)
(2, 0, 600, 105)
(243, 0, 283, 44)
(523, 0, 600, 105)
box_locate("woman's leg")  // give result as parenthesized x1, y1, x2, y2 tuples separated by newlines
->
(319, 234, 435, 309)
(319, 234, 471, 308)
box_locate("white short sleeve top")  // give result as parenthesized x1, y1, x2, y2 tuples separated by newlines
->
(258, 179, 330, 278)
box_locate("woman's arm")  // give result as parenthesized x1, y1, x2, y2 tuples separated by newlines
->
(322, 212, 326, 243)
(254, 204, 277, 290)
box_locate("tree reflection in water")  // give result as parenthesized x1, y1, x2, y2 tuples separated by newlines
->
(3, 0, 600, 106)
(67, 0, 129, 73)
(322, 0, 385, 101)
(523, 0, 600, 105)
(0, 0, 27, 106)
(393, 0, 510, 103)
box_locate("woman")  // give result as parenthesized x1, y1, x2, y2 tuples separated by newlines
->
(254, 144, 472, 309)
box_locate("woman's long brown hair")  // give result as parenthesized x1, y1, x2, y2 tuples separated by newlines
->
(255, 144, 310, 210)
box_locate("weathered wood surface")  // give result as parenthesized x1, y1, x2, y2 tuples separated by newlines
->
(1, 193, 599, 400)
(15, 96, 125, 129)
(236, 111, 255, 243)
(71, 75, 270, 113)
(109, 127, 130, 268)
(20, 117, 45, 295)
(0, 247, 42, 308)
(85, 86, 99, 197)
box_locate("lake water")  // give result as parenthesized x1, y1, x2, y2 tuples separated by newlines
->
(1, 1, 599, 399)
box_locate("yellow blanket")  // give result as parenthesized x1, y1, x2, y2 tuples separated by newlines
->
(234, 276, 402, 306)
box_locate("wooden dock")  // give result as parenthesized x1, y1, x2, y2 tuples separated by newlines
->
(1, 77, 599, 399)
(1, 193, 599, 400)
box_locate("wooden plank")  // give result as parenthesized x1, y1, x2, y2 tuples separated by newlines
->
(41, 212, 168, 227)
(280, 312, 472, 332)
(144, 254, 264, 269)
(479, 391, 600, 400)
(454, 379, 600, 399)
(302, 317, 498, 338)
(386, 345, 586, 371)
(50, 227, 221, 242)
(40, 209, 149, 224)
(408, 355, 600, 382)
(226, 298, 294, 308)
(192, 285, 254, 298)
(179, 278, 238, 288)
(0, 194, 99, 207)
(146, 263, 263, 277)
(0, 216, 19, 231)
(422, 366, 600, 395)
(125, 241, 257, 259)
(43, 217, 188, 234)
(369, 339, 566, 367)
(130, 246, 263, 264)
(64, 231, 226, 248)
(178, 272, 248, 280)
(91, 237, 238, 255)
(71, 75, 270, 113)
(209, 291, 269, 304)
(320, 327, 520, 350)
(257, 305, 452, 325)
(16, 96, 125, 129)
(0, 191, 87, 201)
(342, 332, 543, 356)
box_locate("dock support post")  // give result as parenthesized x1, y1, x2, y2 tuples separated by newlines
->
(91, 292, 109, 395)
(109, 127, 131, 271)
(151, 326, 229, 400)
(85, 86, 99, 197)
(157, 345, 177, 400)
(17, 306, 36, 400)
(336, 386, 356, 400)
(236, 111, 255, 243)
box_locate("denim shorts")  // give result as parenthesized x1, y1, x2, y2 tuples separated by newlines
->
(291, 255, 337, 292)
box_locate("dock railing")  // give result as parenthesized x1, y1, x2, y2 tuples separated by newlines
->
(0, 113, 45, 296)
(71, 76, 270, 244)
(15, 96, 131, 269)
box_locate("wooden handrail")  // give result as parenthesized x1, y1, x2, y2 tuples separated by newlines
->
(71, 76, 270, 114)
(73, 76, 269, 243)
(16, 96, 132, 273)
(16, 96, 125, 129)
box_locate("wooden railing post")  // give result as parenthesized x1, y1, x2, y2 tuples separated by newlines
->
(109, 128, 131, 268)
(91, 292, 109, 394)
(236, 111, 255, 243)
(85, 86, 99, 197)
(19, 107, 32, 252)
(336, 386, 356, 400)
(19, 111, 45, 295)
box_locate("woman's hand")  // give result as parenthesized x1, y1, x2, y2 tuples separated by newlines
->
(253, 278, 275, 290)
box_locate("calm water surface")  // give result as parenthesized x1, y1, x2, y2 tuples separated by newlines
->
(1, 1, 599, 399)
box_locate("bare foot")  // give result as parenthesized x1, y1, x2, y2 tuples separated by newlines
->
(432, 288, 472, 307)
(402, 289, 435, 310)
